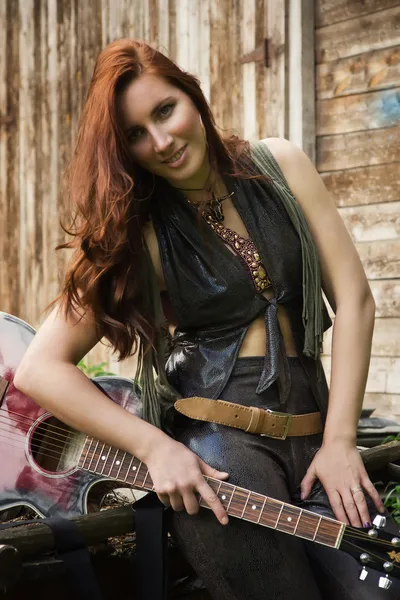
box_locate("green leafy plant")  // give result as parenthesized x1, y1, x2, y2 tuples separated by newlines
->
(77, 360, 115, 378)
(384, 485, 400, 526)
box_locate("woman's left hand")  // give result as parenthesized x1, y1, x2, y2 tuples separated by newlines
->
(300, 439, 385, 527)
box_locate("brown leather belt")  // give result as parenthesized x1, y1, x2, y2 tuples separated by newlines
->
(174, 397, 323, 440)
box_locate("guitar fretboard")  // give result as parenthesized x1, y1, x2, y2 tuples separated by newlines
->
(79, 437, 344, 549)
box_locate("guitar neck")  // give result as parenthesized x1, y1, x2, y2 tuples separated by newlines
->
(79, 437, 344, 550)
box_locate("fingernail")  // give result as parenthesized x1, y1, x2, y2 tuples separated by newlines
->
(221, 516, 229, 525)
(300, 492, 305, 500)
(364, 522, 371, 528)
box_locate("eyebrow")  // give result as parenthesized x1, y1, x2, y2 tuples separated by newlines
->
(124, 95, 176, 133)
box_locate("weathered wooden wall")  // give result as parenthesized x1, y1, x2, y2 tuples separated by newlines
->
(0, 0, 286, 375)
(316, 0, 400, 419)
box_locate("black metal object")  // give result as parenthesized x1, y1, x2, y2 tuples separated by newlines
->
(357, 409, 400, 448)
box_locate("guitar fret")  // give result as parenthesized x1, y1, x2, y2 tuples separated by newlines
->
(116, 452, 126, 480)
(227, 486, 236, 511)
(313, 516, 322, 541)
(97, 443, 109, 473)
(108, 448, 119, 477)
(81, 437, 94, 469)
(257, 497, 267, 524)
(124, 456, 135, 481)
(293, 509, 302, 535)
(274, 503, 284, 529)
(109, 449, 125, 479)
(87, 440, 99, 471)
(276, 504, 303, 535)
(100, 445, 112, 474)
(132, 461, 142, 486)
(142, 469, 150, 489)
(241, 491, 251, 518)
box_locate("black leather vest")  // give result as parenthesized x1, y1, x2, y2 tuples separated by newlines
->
(151, 172, 332, 421)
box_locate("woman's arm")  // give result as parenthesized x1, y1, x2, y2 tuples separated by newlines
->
(262, 137, 384, 526)
(14, 304, 229, 523)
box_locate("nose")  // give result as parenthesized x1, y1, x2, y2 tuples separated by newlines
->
(149, 126, 174, 156)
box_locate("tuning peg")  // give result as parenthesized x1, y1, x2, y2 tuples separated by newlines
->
(373, 515, 387, 529)
(378, 574, 393, 590)
(359, 566, 369, 581)
(391, 537, 400, 547)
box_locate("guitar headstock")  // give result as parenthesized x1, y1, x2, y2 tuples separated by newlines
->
(340, 515, 400, 591)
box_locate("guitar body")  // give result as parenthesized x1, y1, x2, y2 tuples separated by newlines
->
(0, 312, 142, 518)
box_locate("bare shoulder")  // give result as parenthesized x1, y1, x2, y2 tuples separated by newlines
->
(259, 137, 311, 176)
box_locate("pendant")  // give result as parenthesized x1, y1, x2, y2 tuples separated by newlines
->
(208, 193, 224, 222)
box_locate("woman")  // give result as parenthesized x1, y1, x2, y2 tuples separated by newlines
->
(14, 39, 398, 599)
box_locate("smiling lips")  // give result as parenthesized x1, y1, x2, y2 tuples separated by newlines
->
(163, 145, 187, 164)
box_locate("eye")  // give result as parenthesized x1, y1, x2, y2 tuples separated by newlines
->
(128, 128, 145, 143)
(159, 103, 175, 118)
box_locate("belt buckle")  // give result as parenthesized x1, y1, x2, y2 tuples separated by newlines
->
(261, 409, 292, 440)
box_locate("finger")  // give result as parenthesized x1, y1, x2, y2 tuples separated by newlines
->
(197, 480, 229, 525)
(326, 489, 349, 525)
(300, 468, 317, 500)
(199, 459, 229, 480)
(350, 487, 371, 527)
(361, 474, 385, 514)
(168, 492, 185, 513)
(341, 486, 362, 527)
(181, 490, 200, 516)
(157, 494, 171, 507)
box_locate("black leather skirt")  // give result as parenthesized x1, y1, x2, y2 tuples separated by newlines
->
(170, 356, 400, 600)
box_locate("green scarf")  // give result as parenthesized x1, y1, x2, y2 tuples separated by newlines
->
(137, 140, 326, 429)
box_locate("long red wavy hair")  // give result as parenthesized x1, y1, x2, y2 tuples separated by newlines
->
(50, 38, 257, 361)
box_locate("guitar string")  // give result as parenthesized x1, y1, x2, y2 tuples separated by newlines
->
(0, 428, 397, 563)
(344, 538, 400, 572)
(0, 406, 84, 438)
(1, 417, 397, 551)
(0, 413, 80, 449)
(0, 421, 77, 456)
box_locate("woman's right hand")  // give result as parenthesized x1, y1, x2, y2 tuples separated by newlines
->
(145, 438, 230, 525)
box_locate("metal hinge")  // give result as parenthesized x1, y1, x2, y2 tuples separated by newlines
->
(240, 38, 284, 68)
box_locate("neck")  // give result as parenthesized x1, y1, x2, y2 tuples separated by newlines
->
(179, 173, 228, 205)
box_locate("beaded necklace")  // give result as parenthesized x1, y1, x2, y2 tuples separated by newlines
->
(177, 185, 272, 294)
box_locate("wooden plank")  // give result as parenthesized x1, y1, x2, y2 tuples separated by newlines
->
(323, 317, 400, 358)
(197, 0, 210, 102)
(370, 280, 400, 318)
(0, 506, 136, 559)
(321, 355, 400, 394)
(316, 0, 400, 28)
(316, 6, 400, 64)
(356, 239, 400, 279)
(317, 88, 400, 136)
(339, 201, 400, 243)
(157, 0, 170, 55)
(210, 0, 242, 134)
(361, 441, 400, 469)
(0, 0, 8, 315)
(19, 0, 39, 327)
(316, 125, 400, 171)
(242, 0, 257, 140)
(255, 0, 267, 140)
(288, 0, 316, 162)
(321, 162, 400, 207)
(317, 46, 400, 100)
(265, 0, 286, 138)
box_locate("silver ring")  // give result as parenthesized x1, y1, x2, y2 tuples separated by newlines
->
(351, 486, 363, 495)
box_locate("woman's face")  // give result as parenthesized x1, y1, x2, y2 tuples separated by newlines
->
(117, 73, 209, 189)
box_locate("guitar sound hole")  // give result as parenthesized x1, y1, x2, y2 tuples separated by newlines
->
(31, 416, 84, 474)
